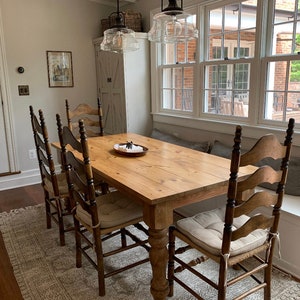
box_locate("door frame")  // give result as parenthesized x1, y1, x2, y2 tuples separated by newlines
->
(0, 7, 19, 175)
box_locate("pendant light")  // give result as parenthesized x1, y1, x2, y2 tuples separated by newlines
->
(100, 0, 139, 53)
(148, 0, 198, 43)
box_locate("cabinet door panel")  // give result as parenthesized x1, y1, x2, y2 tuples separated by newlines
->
(97, 51, 126, 134)
(94, 33, 151, 136)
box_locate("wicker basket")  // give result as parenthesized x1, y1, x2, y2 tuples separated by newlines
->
(101, 10, 142, 36)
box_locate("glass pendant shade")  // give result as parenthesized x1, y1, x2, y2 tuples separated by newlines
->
(100, 0, 139, 53)
(101, 27, 139, 53)
(148, 0, 198, 43)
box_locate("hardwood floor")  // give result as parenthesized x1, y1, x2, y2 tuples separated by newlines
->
(0, 183, 44, 212)
(0, 184, 44, 300)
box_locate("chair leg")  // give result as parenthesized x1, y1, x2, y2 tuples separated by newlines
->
(55, 197, 66, 246)
(44, 190, 51, 229)
(93, 227, 105, 296)
(168, 226, 176, 297)
(120, 228, 127, 248)
(218, 256, 228, 300)
(58, 214, 65, 246)
(264, 245, 274, 299)
(264, 263, 272, 299)
(74, 218, 82, 268)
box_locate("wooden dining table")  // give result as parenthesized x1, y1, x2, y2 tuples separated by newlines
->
(52, 132, 256, 300)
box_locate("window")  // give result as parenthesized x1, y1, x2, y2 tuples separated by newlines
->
(152, 0, 300, 128)
(203, 1, 256, 118)
(160, 13, 197, 113)
(263, 0, 300, 121)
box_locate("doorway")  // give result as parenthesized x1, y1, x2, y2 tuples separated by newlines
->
(0, 13, 18, 176)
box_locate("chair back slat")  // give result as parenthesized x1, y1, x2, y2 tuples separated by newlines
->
(232, 214, 275, 241)
(57, 114, 97, 219)
(240, 134, 286, 166)
(29, 106, 72, 246)
(234, 192, 278, 218)
(30, 106, 59, 196)
(222, 118, 295, 255)
(168, 118, 295, 299)
(237, 166, 282, 193)
(65, 98, 104, 137)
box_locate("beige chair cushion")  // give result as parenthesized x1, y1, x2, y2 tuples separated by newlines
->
(76, 191, 143, 229)
(44, 173, 69, 195)
(176, 206, 268, 256)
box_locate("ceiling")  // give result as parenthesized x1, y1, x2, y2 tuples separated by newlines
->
(89, 0, 137, 7)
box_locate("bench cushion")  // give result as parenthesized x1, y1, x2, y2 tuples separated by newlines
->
(258, 157, 300, 196)
(151, 129, 209, 152)
(210, 141, 300, 196)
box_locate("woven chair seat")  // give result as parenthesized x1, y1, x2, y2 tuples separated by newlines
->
(76, 191, 143, 229)
(44, 173, 69, 195)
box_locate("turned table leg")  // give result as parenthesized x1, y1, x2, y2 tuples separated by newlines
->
(148, 227, 169, 300)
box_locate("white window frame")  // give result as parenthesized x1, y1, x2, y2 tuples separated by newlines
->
(150, 0, 300, 144)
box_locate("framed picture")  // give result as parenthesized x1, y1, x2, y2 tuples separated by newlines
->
(46, 51, 74, 87)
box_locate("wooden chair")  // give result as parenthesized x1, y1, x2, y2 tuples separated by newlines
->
(168, 118, 295, 300)
(65, 98, 104, 137)
(221, 99, 245, 117)
(56, 115, 150, 296)
(29, 106, 73, 246)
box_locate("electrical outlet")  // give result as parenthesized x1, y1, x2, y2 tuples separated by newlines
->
(29, 149, 37, 159)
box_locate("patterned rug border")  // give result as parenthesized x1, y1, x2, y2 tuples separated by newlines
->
(1, 204, 300, 299)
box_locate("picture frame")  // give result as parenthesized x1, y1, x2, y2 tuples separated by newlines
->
(46, 51, 74, 87)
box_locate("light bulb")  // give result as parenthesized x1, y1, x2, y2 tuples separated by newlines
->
(112, 31, 123, 49)
(165, 16, 182, 41)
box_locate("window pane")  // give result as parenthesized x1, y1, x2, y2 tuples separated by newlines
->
(162, 68, 173, 89)
(165, 44, 176, 64)
(207, 2, 256, 61)
(234, 63, 250, 90)
(272, 0, 300, 55)
(163, 14, 197, 65)
(265, 60, 300, 121)
(204, 63, 249, 117)
(162, 89, 173, 109)
(225, 4, 239, 31)
(162, 67, 194, 111)
(273, 23, 294, 55)
(241, 1, 257, 29)
(274, 0, 296, 24)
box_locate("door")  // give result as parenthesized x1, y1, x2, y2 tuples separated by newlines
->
(0, 8, 18, 176)
(96, 50, 126, 134)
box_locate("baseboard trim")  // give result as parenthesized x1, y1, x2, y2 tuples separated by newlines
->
(273, 256, 300, 280)
(0, 169, 40, 191)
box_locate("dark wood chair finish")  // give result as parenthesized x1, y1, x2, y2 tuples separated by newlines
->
(56, 114, 149, 296)
(29, 106, 73, 246)
(168, 118, 295, 300)
(65, 98, 104, 137)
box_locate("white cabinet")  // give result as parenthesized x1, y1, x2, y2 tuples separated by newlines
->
(93, 33, 152, 135)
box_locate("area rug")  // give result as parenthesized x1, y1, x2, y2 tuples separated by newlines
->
(0, 204, 300, 300)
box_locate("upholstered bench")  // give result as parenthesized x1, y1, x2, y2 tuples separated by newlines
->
(150, 129, 300, 217)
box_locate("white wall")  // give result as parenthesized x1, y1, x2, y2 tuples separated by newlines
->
(0, 0, 113, 189)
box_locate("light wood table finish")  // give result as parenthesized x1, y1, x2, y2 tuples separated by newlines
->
(53, 133, 256, 300)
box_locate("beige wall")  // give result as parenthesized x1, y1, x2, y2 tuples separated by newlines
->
(0, 0, 112, 188)
(125, 0, 160, 31)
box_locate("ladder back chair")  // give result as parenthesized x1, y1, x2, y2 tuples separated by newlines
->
(65, 98, 104, 137)
(168, 118, 295, 300)
(29, 106, 73, 246)
(56, 115, 149, 296)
